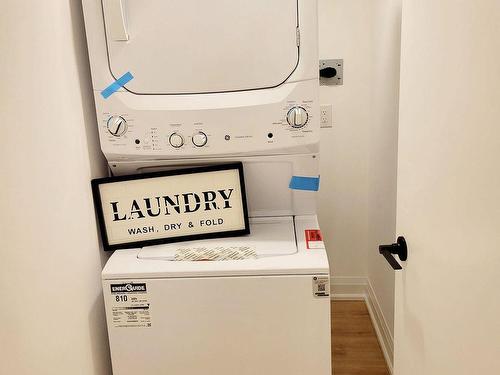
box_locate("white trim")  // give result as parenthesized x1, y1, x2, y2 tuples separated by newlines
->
(330, 276, 394, 374)
(330, 276, 367, 299)
(364, 280, 394, 374)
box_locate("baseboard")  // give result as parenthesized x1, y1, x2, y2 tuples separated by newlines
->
(331, 276, 394, 374)
(364, 280, 394, 374)
(330, 276, 367, 300)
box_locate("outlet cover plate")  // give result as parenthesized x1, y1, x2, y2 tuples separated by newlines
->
(320, 59, 343, 86)
(320, 105, 333, 128)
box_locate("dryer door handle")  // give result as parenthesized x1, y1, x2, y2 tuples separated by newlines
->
(103, 0, 129, 41)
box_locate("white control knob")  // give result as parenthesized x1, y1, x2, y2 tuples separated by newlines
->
(192, 131, 208, 147)
(169, 133, 184, 148)
(286, 106, 309, 128)
(107, 116, 127, 137)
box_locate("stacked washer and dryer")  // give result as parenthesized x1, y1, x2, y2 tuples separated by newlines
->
(82, 1, 331, 374)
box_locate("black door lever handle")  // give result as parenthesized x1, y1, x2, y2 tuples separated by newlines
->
(379, 236, 408, 270)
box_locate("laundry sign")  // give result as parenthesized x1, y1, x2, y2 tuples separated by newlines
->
(92, 163, 250, 251)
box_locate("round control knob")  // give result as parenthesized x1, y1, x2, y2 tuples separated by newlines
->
(169, 133, 184, 148)
(107, 116, 127, 137)
(192, 131, 208, 147)
(286, 106, 309, 128)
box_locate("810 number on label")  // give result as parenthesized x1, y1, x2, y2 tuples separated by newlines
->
(115, 295, 128, 302)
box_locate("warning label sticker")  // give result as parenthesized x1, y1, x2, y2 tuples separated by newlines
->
(305, 229, 325, 249)
(109, 282, 152, 328)
(312, 276, 330, 298)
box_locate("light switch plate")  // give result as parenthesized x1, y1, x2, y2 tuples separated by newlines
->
(320, 105, 333, 128)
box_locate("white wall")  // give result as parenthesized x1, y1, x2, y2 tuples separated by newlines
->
(318, 0, 401, 342)
(318, 0, 373, 278)
(0, 1, 111, 374)
(366, 0, 401, 341)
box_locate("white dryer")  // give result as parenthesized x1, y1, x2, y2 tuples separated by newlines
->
(82, 1, 331, 374)
(81, 0, 319, 166)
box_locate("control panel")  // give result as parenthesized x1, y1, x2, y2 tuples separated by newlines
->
(103, 108, 311, 141)
(96, 80, 319, 159)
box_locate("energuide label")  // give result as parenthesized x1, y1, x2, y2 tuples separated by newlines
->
(305, 229, 325, 249)
(312, 276, 330, 298)
(109, 282, 152, 328)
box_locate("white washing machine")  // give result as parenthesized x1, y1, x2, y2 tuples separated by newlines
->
(82, 1, 331, 374)
(102, 216, 330, 374)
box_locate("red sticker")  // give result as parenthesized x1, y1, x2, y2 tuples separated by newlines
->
(305, 229, 325, 249)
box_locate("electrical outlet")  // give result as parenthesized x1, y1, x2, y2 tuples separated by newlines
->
(320, 105, 333, 128)
(319, 59, 343, 86)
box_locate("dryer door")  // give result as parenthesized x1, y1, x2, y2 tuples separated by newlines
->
(102, 0, 300, 94)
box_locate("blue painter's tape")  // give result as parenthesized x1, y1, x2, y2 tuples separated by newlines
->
(289, 176, 320, 191)
(101, 72, 134, 99)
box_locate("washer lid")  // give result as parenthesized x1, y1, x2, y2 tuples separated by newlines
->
(102, 215, 329, 279)
(102, 0, 299, 94)
(138, 216, 297, 260)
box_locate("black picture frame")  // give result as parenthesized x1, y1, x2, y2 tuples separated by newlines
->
(91, 163, 250, 251)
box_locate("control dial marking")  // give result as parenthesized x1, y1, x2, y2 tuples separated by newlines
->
(286, 106, 309, 128)
(107, 116, 128, 137)
(192, 131, 208, 147)
(169, 133, 184, 148)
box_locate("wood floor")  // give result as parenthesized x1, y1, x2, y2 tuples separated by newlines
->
(331, 301, 390, 375)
